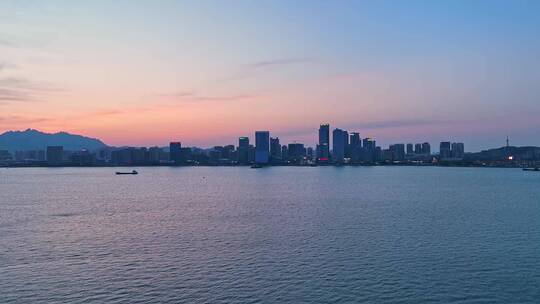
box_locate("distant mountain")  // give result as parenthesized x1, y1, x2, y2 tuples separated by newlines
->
(0, 129, 108, 152)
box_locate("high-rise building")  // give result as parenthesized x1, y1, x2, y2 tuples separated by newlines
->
(414, 143, 423, 154)
(281, 145, 288, 161)
(287, 143, 306, 164)
(349, 132, 362, 162)
(406, 143, 414, 155)
(349, 133, 361, 149)
(255, 131, 270, 164)
(451, 142, 465, 159)
(332, 128, 346, 163)
(363, 138, 376, 150)
(169, 142, 182, 163)
(343, 130, 349, 158)
(46, 146, 64, 165)
(440, 142, 451, 159)
(318, 124, 330, 161)
(248, 144, 256, 163)
(270, 137, 281, 163)
(390, 144, 406, 161)
(148, 147, 163, 163)
(361, 138, 376, 162)
(422, 142, 431, 155)
(306, 147, 314, 160)
(238, 137, 250, 164)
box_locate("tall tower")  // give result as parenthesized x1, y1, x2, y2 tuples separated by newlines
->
(255, 131, 270, 164)
(318, 124, 330, 162)
(332, 128, 346, 163)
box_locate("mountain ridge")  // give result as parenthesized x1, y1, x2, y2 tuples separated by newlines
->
(0, 129, 108, 152)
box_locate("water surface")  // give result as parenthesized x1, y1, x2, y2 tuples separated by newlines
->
(1, 167, 539, 303)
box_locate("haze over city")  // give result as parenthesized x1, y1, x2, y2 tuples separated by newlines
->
(1, 0, 539, 151)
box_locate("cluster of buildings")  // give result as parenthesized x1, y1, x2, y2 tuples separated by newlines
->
(0, 123, 475, 167)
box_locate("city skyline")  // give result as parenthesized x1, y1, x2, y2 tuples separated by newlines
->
(1, 1, 540, 151)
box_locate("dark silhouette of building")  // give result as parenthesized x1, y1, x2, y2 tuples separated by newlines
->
(148, 147, 163, 163)
(70, 149, 95, 166)
(318, 124, 330, 162)
(281, 145, 288, 161)
(287, 143, 306, 164)
(422, 142, 431, 155)
(306, 147, 314, 160)
(46, 146, 64, 165)
(332, 128, 347, 163)
(270, 137, 281, 163)
(390, 144, 406, 161)
(414, 143, 422, 154)
(170, 142, 182, 164)
(407, 143, 414, 155)
(255, 131, 270, 164)
(440, 142, 451, 159)
(451, 142, 465, 159)
(0, 150, 11, 161)
(237, 137, 250, 164)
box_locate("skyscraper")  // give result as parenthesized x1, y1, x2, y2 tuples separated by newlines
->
(407, 143, 414, 155)
(362, 138, 376, 162)
(255, 131, 270, 164)
(169, 142, 182, 164)
(390, 144, 406, 161)
(349, 133, 361, 149)
(287, 143, 306, 164)
(451, 142, 465, 159)
(238, 137, 249, 164)
(270, 137, 281, 163)
(349, 132, 362, 162)
(332, 128, 346, 163)
(440, 142, 451, 159)
(318, 124, 330, 161)
(343, 130, 349, 158)
(422, 142, 431, 155)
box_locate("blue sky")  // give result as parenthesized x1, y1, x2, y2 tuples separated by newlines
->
(1, 0, 539, 151)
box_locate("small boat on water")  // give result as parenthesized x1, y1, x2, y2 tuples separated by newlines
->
(523, 168, 540, 172)
(116, 170, 138, 175)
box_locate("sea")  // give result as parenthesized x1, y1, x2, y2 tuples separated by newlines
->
(1, 166, 539, 303)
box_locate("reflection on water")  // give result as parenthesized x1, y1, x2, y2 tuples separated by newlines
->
(1, 167, 539, 303)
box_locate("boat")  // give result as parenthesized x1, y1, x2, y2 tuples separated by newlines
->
(523, 168, 540, 172)
(116, 170, 138, 175)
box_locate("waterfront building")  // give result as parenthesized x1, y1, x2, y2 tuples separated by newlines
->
(390, 144, 406, 161)
(332, 128, 346, 163)
(281, 145, 288, 161)
(169, 142, 182, 163)
(287, 143, 306, 164)
(422, 142, 431, 155)
(270, 137, 281, 163)
(407, 143, 414, 155)
(46, 146, 64, 165)
(148, 147, 163, 163)
(440, 142, 452, 159)
(255, 131, 270, 164)
(414, 143, 423, 154)
(238, 137, 250, 164)
(318, 124, 330, 162)
(451, 143, 465, 159)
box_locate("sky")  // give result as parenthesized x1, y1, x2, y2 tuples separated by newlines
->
(1, 0, 539, 151)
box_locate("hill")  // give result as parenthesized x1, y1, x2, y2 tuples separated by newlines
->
(0, 129, 108, 152)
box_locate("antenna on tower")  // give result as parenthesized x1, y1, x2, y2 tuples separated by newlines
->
(506, 136, 510, 148)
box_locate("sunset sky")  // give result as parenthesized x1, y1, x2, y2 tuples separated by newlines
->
(1, 0, 539, 151)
